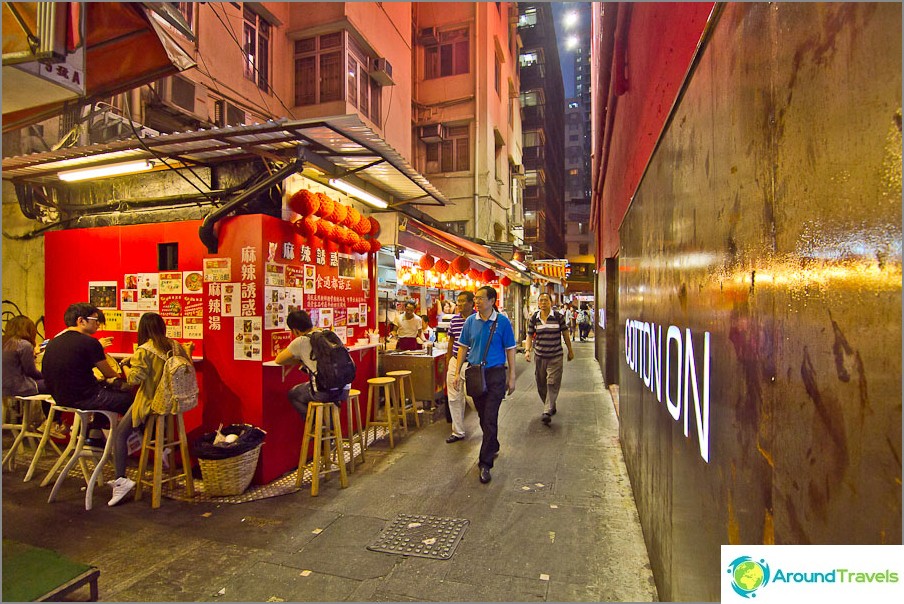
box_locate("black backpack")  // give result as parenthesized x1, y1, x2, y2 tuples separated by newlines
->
(308, 330, 356, 392)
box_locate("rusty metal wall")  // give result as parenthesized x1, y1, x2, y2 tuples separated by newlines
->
(617, 4, 902, 601)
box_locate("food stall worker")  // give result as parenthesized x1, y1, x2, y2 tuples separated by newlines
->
(392, 301, 424, 351)
(275, 310, 350, 422)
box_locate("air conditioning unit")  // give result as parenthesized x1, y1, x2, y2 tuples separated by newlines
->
(89, 111, 159, 144)
(418, 123, 445, 144)
(156, 74, 208, 122)
(417, 26, 438, 45)
(214, 99, 247, 127)
(369, 57, 394, 86)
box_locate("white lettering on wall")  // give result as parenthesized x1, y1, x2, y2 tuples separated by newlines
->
(625, 319, 711, 463)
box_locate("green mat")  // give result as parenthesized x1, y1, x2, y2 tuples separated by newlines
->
(2, 539, 98, 602)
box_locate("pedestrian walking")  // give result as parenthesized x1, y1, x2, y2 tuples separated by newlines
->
(444, 290, 475, 443)
(525, 293, 574, 425)
(565, 303, 577, 341)
(455, 286, 517, 484)
(577, 303, 592, 341)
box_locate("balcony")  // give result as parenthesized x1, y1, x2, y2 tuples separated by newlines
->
(521, 104, 546, 127)
(519, 62, 546, 87)
(522, 145, 545, 170)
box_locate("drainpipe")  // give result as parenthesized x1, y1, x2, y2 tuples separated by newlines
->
(473, 4, 480, 239)
(198, 153, 304, 253)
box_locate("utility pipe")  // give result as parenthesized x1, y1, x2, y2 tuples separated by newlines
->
(473, 4, 480, 240)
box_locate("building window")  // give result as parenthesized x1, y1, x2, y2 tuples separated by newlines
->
(518, 8, 537, 28)
(579, 243, 589, 255)
(425, 28, 469, 79)
(568, 168, 579, 176)
(442, 221, 468, 237)
(426, 124, 470, 174)
(168, 2, 194, 33)
(294, 31, 381, 127)
(243, 6, 271, 92)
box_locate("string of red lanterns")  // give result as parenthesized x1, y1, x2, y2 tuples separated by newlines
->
(288, 188, 382, 255)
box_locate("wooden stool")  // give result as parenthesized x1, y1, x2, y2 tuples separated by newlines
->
(135, 413, 195, 508)
(47, 409, 119, 511)
(343, 389, 366, 471)
(2, 394, 55, 472)
(365, 377, 399, 449)
(385, 370, 420, 431)
(295, 401, 348, 496)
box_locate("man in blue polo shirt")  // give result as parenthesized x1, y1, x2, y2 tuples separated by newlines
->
(455, 285, 517, 484)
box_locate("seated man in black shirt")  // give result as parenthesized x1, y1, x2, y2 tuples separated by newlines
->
(42, 303, 137, 506)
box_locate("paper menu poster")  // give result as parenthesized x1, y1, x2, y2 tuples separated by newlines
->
(159, 272, 183, 295)
(359, 302, 368, 327)
(88, 281, 117, 309)
(347, 306, 361, 327)
(270, 331, 293, 358)
(264, 263, 286, 287)
(221, 283, 240, 317)
(334, 326, 347, 345)
(101, 310, 123, 332)
(204, 258, 232, 282)
(285, 265, 304, 288)
(183, 271, 203, 294)
(303, 265, 316, 294)
(285, 287, 303, 317)
(137, 273, 159, 310)
(120, 289, 138, 311)
(123, 312, 143, 332)
(183, 295, 204, 317)
(264, 287, 286, 330)
(234, 316, 263, 361)
(164, 317, 182, 339)
(159, 294, 183, 317)
(183, 317, 203, 340)
(318, 307, 334, 329)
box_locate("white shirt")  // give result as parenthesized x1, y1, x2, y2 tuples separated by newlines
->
(394, 314, 423, 338)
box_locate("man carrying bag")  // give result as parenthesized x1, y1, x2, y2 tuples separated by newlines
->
(455, 286, 517, 484)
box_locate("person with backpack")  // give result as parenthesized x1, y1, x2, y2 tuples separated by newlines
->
(525, 293, 574, 425)
(577, 303, 592, 341)
(120, 312, 197, 506)
(275, 310, 356, 423)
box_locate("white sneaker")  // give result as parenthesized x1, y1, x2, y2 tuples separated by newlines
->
(107, 477, 136, 506)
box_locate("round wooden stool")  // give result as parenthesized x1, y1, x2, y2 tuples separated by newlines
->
(385, 370, 420, 431)
(365, 377, 399, 449)
(135, 412, 195, 508)
(296, 401, 348, 496)
(343, 389, 366, 471)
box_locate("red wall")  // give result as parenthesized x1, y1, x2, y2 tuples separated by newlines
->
(597, 2, 715, 260)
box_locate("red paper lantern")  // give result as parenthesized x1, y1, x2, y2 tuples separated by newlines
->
(370, 239, 382, 253)
(353, 239, 371, 254)
(368, 216, 381, 237)
(451, 256, 470, 274)
(345, 206, 361, 228)
(467, 268, 481, 280)
(418, 254, 435, 270)
(315, 193, 334, 218)
(354, 214, 372, 235)
(434, 258, 449, 273)
(295, 215, 318, 237)
(482, 268, 497, 282)
(317, 220, 336, 240)
(328, 202, 348, 225)
(500, 275, 512, 287)
(288, 189, 319, 216)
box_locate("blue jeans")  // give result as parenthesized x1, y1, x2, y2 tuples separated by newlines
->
(472, 366, 507, 469)
(71, 386, 135, 478)
(287, 382, 348, 422)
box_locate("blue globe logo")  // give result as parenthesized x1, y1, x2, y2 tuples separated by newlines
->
(727, 556, 770, 598)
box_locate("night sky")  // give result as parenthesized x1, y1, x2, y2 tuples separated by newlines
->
(552, 2, 577, 98)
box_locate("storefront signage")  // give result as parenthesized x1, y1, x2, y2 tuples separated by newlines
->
(624, 319, 711, 462)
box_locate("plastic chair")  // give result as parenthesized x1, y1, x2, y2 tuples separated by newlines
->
(47, 409, 120, 511)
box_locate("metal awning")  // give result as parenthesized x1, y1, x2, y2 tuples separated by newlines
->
(400, 216, 531, 284)
(1, 115, 448, 208)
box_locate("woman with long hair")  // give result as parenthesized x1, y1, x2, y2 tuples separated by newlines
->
(126, 312, 191, 429)
(2, 315, 44, 397)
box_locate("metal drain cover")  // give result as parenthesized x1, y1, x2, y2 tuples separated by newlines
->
(367, 513, 469, 560)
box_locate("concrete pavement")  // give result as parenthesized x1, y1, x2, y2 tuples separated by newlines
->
(2, 342, 657, 602)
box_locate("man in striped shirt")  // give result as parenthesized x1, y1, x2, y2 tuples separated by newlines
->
(525, 293, 574, 425)
(444, 290, 475, 443)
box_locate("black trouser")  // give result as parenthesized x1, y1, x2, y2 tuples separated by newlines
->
(472, 365, 507, 469)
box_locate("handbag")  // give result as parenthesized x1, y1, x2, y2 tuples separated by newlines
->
(464, 319, 498, 397)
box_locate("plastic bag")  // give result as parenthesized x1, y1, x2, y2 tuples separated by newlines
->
(192, 423, 266, 459)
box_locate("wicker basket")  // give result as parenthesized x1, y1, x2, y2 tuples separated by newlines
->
(198, 444, 262, 496)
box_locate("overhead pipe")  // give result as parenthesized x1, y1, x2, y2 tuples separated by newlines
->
(198, 149, 305, 253)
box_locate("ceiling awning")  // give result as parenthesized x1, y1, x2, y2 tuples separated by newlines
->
(3, 2, 196, 133)
(530, 270, 564, 286)
(1, 115, 449, 208)
(399, 216, 531, 285)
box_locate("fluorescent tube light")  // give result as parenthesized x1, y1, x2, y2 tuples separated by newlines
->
(328, 178, 389, 209)
(58, 160, 155, 182)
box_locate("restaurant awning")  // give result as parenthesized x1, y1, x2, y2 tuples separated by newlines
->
(399, 216, 531, 285)
(2, 2, 196, 133)
(1, 115, 449, 208)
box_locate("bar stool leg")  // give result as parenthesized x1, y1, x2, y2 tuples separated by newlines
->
(40, 413, 85, 487)
(85, 411, 118, 511)
(405, 376, 421, 428)
(151, 415, 166, 509)
(310, 403, 324, 496)
(135, 418, 153, 502)
(392, 382, 408, 435)
(383, 384, 395, 449)
(331, 403, 348, 488)
(24, 406, 64, 483)
(2, 398, 33, 471)
(295, 404, 315, 490)
(176, 414, 195, 498)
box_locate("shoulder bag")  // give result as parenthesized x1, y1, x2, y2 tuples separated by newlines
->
(464, 318, 498, 397)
